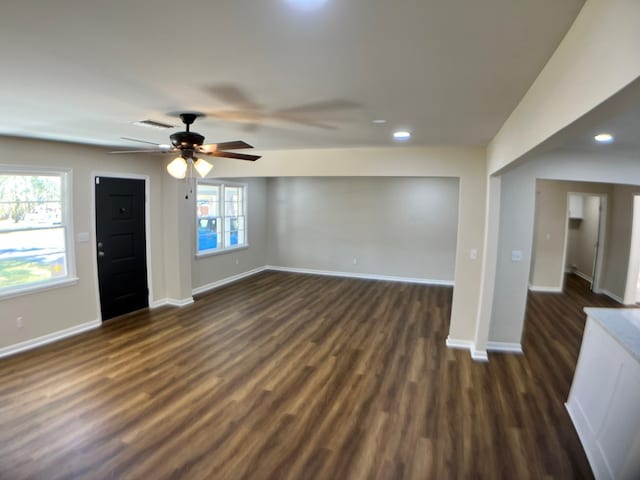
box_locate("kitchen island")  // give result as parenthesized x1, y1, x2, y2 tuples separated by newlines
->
(566, 308, 640, 480)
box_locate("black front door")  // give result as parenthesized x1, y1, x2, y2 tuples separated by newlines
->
(95, 177, 148, 321)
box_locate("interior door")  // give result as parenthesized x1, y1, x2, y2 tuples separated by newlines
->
(95, 177, 148, 321)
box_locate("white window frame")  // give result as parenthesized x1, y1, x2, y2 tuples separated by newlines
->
(0, 165, 77, 299)
(195, 180, 248, 257)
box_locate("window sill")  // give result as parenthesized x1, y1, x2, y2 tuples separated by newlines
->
(0, 276, 80, 301)
(195, 244, 249, 259)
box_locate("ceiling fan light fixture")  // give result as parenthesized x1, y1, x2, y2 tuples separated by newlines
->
(194, 158, 213, 177)
(167, 157, 188, 179)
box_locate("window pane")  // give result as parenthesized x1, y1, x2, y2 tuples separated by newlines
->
(197, 216, 220, 252)
(196, 184, 220, 218)
(0, 175, 62, 231)
(0, 228, 67, 288)
(196, 183, 246, 253)
(235, 216, 246, 245)
(224, 186, 242, 217)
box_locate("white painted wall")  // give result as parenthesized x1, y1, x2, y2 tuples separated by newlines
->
(488, 0, 640, 174)
(266, 177, 459, 281)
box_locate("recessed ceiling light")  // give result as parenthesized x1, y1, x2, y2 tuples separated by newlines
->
(372, 119, 387, 124)
(285, 0, 328, 11)
(594, 133, 614, 143)
(393, 130, 411, 141)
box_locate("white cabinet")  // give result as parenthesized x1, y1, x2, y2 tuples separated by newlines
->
(566, 317, 640, 480)
(569, 194, 584, 219)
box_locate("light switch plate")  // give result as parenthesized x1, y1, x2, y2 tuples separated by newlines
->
(511, 250, 523, 262)
(77, 232, 90, 243)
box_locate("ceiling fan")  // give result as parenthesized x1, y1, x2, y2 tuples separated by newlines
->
(205, 84, 361, 132)
(111, 113, 260, 179)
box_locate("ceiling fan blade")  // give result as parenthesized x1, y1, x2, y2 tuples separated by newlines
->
(109, 149, 167, 154)
(204, 140, 253, 151)
(120, 136, 163, 146)
(276, 99, 361, 115)
(207, 84, 262, 110)
(209, 151, 261, 161)
(275, 116, 336, 130)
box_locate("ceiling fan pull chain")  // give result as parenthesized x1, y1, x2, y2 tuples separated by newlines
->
(184, 161, 194, 199)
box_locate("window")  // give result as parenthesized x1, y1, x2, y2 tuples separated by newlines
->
(0, 168, 75, 296)
(196, 181, 247, 254)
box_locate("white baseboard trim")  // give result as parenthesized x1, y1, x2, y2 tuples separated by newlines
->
(149, 299, 169, 309)
(149, 298, 194, 308)
(445, 337, 488, 362)
(265, 265, 454, 286)
(166, 297, 194, 307)
(528, 285, 562, 293)
(487, 341, 523, 354)
(0, 319, 101, 359)
(601, 290, 623, 304)
(192, 266, 269, 296)
(445, 337, 473, 350)
(573, 270, 593, 283)
(471, 349, 489, 362)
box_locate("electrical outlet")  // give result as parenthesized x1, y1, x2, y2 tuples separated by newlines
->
(470, 248, 478, 260)
(353, 258, 358, 265)
(235, 258, 239, 265)
(16, 316, 23, 329)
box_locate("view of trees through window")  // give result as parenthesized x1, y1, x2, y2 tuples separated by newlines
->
(0, 173, 68, 291)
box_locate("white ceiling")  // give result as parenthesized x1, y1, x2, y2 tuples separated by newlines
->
(0, 0, 585, 151)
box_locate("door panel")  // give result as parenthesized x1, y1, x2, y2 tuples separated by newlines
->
(96, 177, 148, 321)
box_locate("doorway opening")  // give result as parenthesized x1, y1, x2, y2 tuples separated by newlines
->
(561, 193, 607, 293)
(623, 194, 640, 305)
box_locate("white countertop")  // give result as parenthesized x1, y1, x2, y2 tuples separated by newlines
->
(584, 308, 640, 362)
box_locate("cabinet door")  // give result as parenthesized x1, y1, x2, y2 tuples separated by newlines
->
(598, 361, 640, 480)
(570, 321, 620, 433)
(569, 194, 584, 219)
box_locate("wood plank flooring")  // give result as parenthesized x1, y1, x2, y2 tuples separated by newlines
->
(0, 272, 620, 479)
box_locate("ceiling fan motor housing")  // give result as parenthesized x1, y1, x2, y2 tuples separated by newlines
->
(170, 131, 205, 149)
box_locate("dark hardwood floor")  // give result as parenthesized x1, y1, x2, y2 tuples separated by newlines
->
(0, 272, 620, 479)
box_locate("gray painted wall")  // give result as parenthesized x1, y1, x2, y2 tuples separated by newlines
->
(265, 177, 459, 281)
(489, 164, 536, 343)
(489, 150, 640, 345)
(191, 178, 268, 290)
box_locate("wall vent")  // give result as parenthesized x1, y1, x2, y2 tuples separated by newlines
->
(132, 119, 175, 130)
